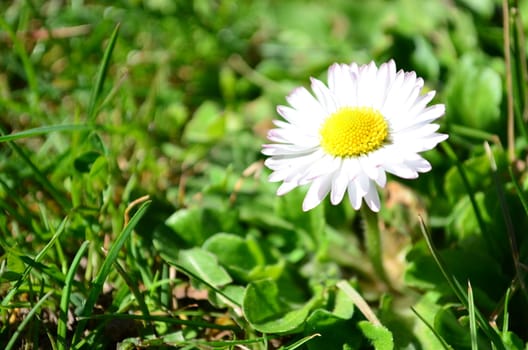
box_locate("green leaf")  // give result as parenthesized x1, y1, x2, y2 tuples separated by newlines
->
(243, 279, 319, 333)
(6, 252, 25, 275)
(178, 248, 232, 287)
(0, 124, 93, 143)
(203, 233, 258, 281)
(5, 291, 54, 350)
(445, 54, 502, 132)
(304, 309, 361, 350)
(411, 292, 452, 350)
(501, 331, 525, 350)
(444, 148, 507, 204)
(434, 308, 471, 348)
(358, 321, 394, 350)
(165, 208, 204, 246)
(405, 240, 508, 304)
(331, 286, 356, 320)
(457, 0, 495, 18)
(203, 233, 284, 282)
(182, 101, 225, 143)
(468, 282, 478, 350)
(58, 241, 90, 350)
(72, 201, 151, 348)
(87, 23, 120, 123)
(73, 151, 101, 173)
(209, 285, 245, 308)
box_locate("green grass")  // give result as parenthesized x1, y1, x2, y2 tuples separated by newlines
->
(1, 0, 528, 349)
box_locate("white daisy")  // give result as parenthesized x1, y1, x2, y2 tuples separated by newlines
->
(262, 60, 448, 212)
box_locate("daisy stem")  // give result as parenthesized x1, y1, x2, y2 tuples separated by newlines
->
(361, 206, 391, 288)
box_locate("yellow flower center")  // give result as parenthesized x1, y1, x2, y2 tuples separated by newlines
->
(319, 107, 389, 157)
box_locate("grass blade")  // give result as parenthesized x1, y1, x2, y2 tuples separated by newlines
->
(442, 142, 487, 241)
(1, 217, 69, 307)
(77, 312, 239, 330)
(418, 218, 506, 350)
(484, 143, 527, 301)
(468, 281, 478, 350)
(0, 124, 94, 143)
(71, 200, 151, 347)
(172, 262, 241, 308)
(57, 240, 90, 350)
(508, 166, 528, 215)
(450, 124, 499, 143)
(280, 333, 321, 350)
(113, 260, 155, 334)
(0, 16, 39, 110)
(336, 280, 381, 326)
(5, 291, 53, 350)
(1, 137, 70, 209)
(87, 23, 120, 123)
(411, 307, 452, 350)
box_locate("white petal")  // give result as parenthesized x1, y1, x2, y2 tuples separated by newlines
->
(286, 87, 321, 111)
(302, 176, 332, 211)
(403, 133, 449, 152)
(407, 158, 432, 173)
(393, 104, 445, 132)
(347, 181, 363, 210)
(276, 105, 322, 130)
(354, 172, 370, 195)
(359, 156, 380, 182)
(383, 162, 419, 179)
(357, 61, 378, 107)
(391, 123, 440, 142)
(310, 77, 337, 113)
(330, 161, 349, 205)
(364, 181, 381, 212)
(374, 169, 387, 187)
(277, 181, 299, 195)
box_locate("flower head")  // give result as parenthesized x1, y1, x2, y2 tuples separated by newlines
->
(262, 60, 448, 212)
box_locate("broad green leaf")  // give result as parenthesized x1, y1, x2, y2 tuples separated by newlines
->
(209, 285, 245, 308)
(434, 308, 471, 348)
(6, 252, 25, 274)
(457, 0, 495, 18)
(204, 233, 284, 282)
(412, 292, 452, 350)
(444, 147, 507, 204)
(445, 54, 502, 132)
(501, 331, 524, 350)
(304, 309, 361, 350)
(203, 233, 258, 281)
(182, 101, 225, 143)
(358, 321, 394, 350)
(178, 248, 232, 287)
(243, 279, 320, 333)
(405, 240, 508, 305)
(411, 36, 440, 80)
(165, 208, 204, 246)
(0, 253, 24, 282)
(331, 283, 356, 320)
(73, 151, 101, 173)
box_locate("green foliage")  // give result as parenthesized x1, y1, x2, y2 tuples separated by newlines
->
(243, 279, 320, 334)
(445, 54, 503, 131)
(357, 321, 394, 350)
(1, 0, 528, 349)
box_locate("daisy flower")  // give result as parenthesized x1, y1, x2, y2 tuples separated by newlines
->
(262, 60, 448, 212)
